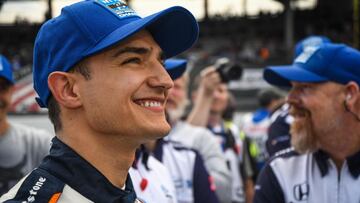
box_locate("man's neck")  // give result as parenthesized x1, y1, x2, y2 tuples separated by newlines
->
(57, 128, 138, 189)
(328, 145, 360, 171)
(323, 126, 360, 171)
(0, 118, 10, 137)
(329, 155, 345, 172)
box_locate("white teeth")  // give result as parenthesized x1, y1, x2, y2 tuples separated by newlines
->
(151, 102, 160, 107)
(139, 101, 161, 107)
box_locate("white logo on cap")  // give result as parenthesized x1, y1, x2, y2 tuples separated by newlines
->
(97, 0, 137, 18)
(295, 46, 319, 64)
(302, 37, 324, 49)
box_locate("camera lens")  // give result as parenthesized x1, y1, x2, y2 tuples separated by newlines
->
(216, 63, 243, 83)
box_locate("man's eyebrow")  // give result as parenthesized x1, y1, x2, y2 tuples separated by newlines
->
(112, 47, 150, 58)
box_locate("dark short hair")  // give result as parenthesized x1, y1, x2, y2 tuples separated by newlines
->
(47, 60, 91, 132)
(0, 77, 14, 92)
(47, 96, 61, 132)
(257, 89, 283, 108)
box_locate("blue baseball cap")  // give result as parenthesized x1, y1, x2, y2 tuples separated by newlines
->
(0, 55, 14, 84)
(33, 0, 199, 108)
(164, 59, 187, 80)
(264, 43, 360, 87)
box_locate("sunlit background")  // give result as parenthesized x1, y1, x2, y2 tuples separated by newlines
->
(0, 0, 316, 23)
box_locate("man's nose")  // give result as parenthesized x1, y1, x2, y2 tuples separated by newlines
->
(148, 62, 174, 90)
(287, 88, 301, 106)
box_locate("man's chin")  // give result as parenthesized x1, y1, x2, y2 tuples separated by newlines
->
(291, 122, 318, 153)
(159, 125, 172, 137)
(147, 123, 172, 139)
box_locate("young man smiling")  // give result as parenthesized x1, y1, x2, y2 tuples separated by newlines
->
(0, 0, 198, 202)
(254, 43, 360, 203)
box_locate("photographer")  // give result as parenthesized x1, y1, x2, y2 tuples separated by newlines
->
(187, 59, 242, 126)
(187, 60, 245, 203)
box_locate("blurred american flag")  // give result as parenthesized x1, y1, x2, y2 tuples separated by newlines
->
(10, 74, 46, 114)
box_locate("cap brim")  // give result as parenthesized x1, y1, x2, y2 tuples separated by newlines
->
(164, 59, 187, 80)
(0, 55, 14, 84)
(86, 6, 198, 61)
(263, 64, 328, 87)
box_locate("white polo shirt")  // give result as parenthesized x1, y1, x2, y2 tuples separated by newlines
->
(254, 148, 360, 203)
(130, 153, 177, 203)
(153, 139, 219, 203)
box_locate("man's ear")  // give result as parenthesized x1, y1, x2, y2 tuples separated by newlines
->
(48, 71, 82, 108)
(345, 81, 360, 112)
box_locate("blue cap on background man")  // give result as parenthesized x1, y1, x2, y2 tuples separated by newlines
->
(0, 55, 14, 84)
(264, 35, 331, 87)
(33, 0, 199, 108)
(263, 43, 360, 87)
(164, 59, 187, 80)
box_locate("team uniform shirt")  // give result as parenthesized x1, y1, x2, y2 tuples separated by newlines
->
(241, 109, 271, 181)
(166, 121, 232, 203)
(266, 104, 293, 157)
(209, 121, 245, 203)
(0, 137, 141, 203)
(130, 152, 177, 203)
(153, 139, 219, 203)
(254, 148, 360, 203)
(0, 122, 53, 196)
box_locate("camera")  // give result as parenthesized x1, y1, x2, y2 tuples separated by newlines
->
(215, 58, 243, 83)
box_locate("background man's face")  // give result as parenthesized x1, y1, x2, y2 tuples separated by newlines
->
(74, 30, 173, 142)
(288, 82, 345, 153)
(167, 76, 187, 110)
(0, 78, 13, 122)
(166, 76, 188, 122)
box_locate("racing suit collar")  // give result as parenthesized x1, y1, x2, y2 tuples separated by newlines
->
(40, 137, 137, 203)
(314, 149, 360, 178)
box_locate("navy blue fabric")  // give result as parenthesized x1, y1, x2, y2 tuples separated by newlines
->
(253, 161, 285, 203)
(208, 123, 237, 153)
(38, 137, 137, 203)
(254, 148, 298, 203)
(193, 151, 220, 203)
(347, 150, 360, 178)
(266, 112, 291, 157)
(314, 150, 360, 178)
(313, 150, 330, 177)
(153, 139, 164, 162)
(4, 168, 64, 203)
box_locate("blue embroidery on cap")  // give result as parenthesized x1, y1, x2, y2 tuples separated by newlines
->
(96, 0, 137, 18)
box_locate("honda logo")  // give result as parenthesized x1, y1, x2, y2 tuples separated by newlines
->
(293, 183, 309, 201)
